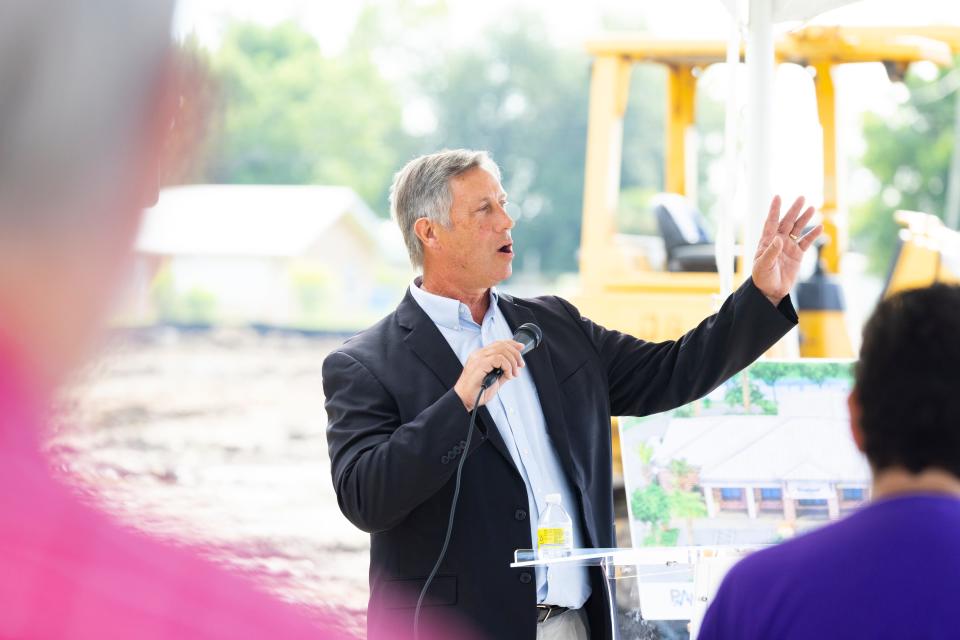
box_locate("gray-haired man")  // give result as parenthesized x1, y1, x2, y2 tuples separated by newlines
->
(324, 149, 819, 639)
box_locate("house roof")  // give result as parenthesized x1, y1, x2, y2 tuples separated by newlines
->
(654, 415, 870, 485)
(653, 416, 777, 472)
(136, 184, 400, 259)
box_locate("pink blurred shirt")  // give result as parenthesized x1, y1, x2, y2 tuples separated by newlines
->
(0, 346, 350, 639)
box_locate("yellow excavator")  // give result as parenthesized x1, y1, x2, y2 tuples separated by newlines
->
(572, 26, 960, 478)
(576, 26, 960, 351)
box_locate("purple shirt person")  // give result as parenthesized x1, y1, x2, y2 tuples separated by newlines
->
(699, 285, 960, 640)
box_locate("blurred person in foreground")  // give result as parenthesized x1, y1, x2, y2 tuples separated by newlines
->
(698, 284, 960, 640)
(0, 2, 415, 638)
(323, 149, 822, 640)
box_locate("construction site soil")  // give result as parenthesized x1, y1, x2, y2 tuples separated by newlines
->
(53, 330, 369, 636)
(53, 329, 677, 639)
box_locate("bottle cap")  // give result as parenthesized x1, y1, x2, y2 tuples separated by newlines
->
(545, 493, 561, 504)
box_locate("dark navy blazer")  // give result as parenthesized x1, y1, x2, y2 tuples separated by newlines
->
(323, 279, 796, 639)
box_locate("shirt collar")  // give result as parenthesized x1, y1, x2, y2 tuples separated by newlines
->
(409, 277, 499, 331)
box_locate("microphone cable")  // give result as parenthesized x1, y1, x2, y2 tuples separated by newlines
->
(413, 382, 487, 640)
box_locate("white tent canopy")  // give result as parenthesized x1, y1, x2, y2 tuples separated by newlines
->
(714, 0, 862, 299)
(720, 0, 861, 23)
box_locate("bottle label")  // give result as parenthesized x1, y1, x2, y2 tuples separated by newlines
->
(537, 527, 566, 547)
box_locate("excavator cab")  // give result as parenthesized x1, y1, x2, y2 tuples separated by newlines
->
(653, 193, 718, 273)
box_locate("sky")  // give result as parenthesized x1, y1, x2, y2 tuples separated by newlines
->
(174, 0, 960, 50)
(172, 0, 960, 207)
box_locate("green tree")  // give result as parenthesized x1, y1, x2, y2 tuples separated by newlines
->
(668, 458, 694, 481)
(825, 361, 853, 381)
(636, 442, 655, 466)
(668, 489, 707, 519)
(668, 489, 707, 544)
(203, 21, 408, 208)
(630, 483, 704, 547)
(635, 441, 656, 483)
(198, 9, 678, 276)
(182, 289, 218, 325)
(411, 15, 686, 275)
(631, 483, 670, 528)
(673, 402, 695, 418)
(800, 362, 830, 387)
(750, 362, 792, 402)
(412, 18, 591, 274)
(786, 361, 852, 387)
(620, 65, 668, 204)
(667, 457, 699, 492)
(724, 375, 776, 415)
(853, 62, 958, 273)
(150, 266, 217, 325)
(618, 63, 726, 234)
(725, 372, 765, 411)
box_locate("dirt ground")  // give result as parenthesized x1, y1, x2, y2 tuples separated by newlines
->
(52, 329, 370, 636)
(51, 328, 676, 639)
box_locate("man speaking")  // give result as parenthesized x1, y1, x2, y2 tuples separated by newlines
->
(323, 149, 820, 639)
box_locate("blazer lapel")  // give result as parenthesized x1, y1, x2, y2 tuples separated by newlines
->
(397, 290, 516, 468)
(497, 295, 583, 489)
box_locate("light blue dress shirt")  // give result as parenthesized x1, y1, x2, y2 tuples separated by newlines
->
(409, 282, 591, 609)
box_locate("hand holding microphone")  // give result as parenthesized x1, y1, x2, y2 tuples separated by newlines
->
(418, 322, 543, 638)
(453, 323, 543, 412)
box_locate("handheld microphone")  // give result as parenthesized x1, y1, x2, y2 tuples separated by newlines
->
(481, 323, 543, 388)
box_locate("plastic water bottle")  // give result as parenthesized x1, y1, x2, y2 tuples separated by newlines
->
(537, 493, 573, 559)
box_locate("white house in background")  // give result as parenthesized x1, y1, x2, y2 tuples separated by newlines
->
(653, 412, 871, 522)
(127, 184, 412, 328)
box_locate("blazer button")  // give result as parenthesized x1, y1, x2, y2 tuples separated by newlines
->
(514, 509, 527, 521)
(519, 571, 532, 584)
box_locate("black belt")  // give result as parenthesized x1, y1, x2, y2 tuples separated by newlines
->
(536, 604, 569, 624)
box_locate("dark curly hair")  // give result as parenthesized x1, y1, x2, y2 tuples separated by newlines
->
(855, 284, 960, 475)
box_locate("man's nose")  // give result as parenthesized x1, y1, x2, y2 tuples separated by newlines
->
(496, 202, 515, 230)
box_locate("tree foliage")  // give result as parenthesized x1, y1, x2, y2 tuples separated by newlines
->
(724, 372, 773, 414)
(193, 9, 677, 275)
(853, 63, 958, 273)
(668, 489, 707, 520)
(632, 483, 703, 547)
(750, 362, 792, 399)
(631, 482, 670, 527)
(410, 18, 591, 274)
(752, 361, 852, 389)
(204, 21, 407, 208)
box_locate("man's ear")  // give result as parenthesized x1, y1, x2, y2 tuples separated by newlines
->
(848, 387, 866, 453)
(413, 217, 439, 252)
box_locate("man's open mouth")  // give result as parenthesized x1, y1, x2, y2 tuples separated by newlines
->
(498, 243, 513, 254)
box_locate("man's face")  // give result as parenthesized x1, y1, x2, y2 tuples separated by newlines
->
(431, 166, 514, 289)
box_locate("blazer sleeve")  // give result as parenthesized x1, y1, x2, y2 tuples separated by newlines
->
(322, 350, 486, 534)
(557, 277, 797, 417)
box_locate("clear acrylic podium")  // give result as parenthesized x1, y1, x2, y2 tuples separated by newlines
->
(511, 546, 761, 639)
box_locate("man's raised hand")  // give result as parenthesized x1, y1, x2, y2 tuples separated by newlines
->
(752, 195, 823, 306)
